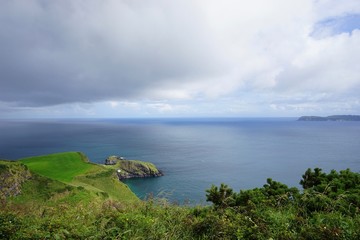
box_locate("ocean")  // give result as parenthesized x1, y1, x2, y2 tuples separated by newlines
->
(1, 118, 359, 204)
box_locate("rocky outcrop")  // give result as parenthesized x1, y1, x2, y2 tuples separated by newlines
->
(105, 155, 125, 165)
(116, 160, 163, 180)
(0, 161, 31, 202)
(104, 156, 163, 180)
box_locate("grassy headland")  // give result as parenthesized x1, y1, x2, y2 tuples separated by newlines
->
(16, 152, 139, 204)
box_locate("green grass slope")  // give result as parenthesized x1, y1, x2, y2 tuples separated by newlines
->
(74, 169, 137, 203)
(18, 152, 138, 203)
(19, 152, 92, 183)
(1, 159, 76, 206)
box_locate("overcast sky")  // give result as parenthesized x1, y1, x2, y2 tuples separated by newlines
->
(1, 0, 360, 118)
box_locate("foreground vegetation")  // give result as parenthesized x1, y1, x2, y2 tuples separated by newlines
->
(1, 153, 360, 239)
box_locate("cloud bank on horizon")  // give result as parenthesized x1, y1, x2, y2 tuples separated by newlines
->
(0, 0, 359, 118)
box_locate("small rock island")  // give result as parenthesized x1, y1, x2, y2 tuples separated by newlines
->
(104, 155, 163, 180)
(298, 115, 360, 121)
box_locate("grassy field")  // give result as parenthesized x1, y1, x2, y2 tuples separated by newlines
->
(19, 152, 93, 183)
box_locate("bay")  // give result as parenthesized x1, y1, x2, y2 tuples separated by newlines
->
(0, 118, 359, 204)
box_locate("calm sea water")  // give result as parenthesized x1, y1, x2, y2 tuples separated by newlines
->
(1, 118, 359, 204)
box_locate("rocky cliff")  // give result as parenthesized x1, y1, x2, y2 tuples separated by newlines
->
(104, 156, 163, 180)
(0, 160, 31, 202)
(298, 115, 360, 121)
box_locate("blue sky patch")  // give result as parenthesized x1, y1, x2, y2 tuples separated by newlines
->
(312, 14, 360, 37)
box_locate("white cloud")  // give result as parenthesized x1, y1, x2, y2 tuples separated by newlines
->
(275, 29, 360, 94)
(108, 101, 119, 108)
(147, 103, 173, 113)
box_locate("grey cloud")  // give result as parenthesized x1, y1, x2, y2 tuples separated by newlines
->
(0, 0, 226, 107)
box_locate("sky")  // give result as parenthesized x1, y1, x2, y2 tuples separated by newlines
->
(1, 0, 360, 118)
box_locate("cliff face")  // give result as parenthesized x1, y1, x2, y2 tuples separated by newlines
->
(116, 160, 163, 180)
(0, 161, 31, 202)
(298, 115, 360, 121)
(104, 156, 163, 180)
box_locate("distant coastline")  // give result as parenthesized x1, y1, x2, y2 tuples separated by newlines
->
(298, 115, 360, 121)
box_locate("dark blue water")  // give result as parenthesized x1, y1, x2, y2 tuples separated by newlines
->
(1, 118, 359, 204)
